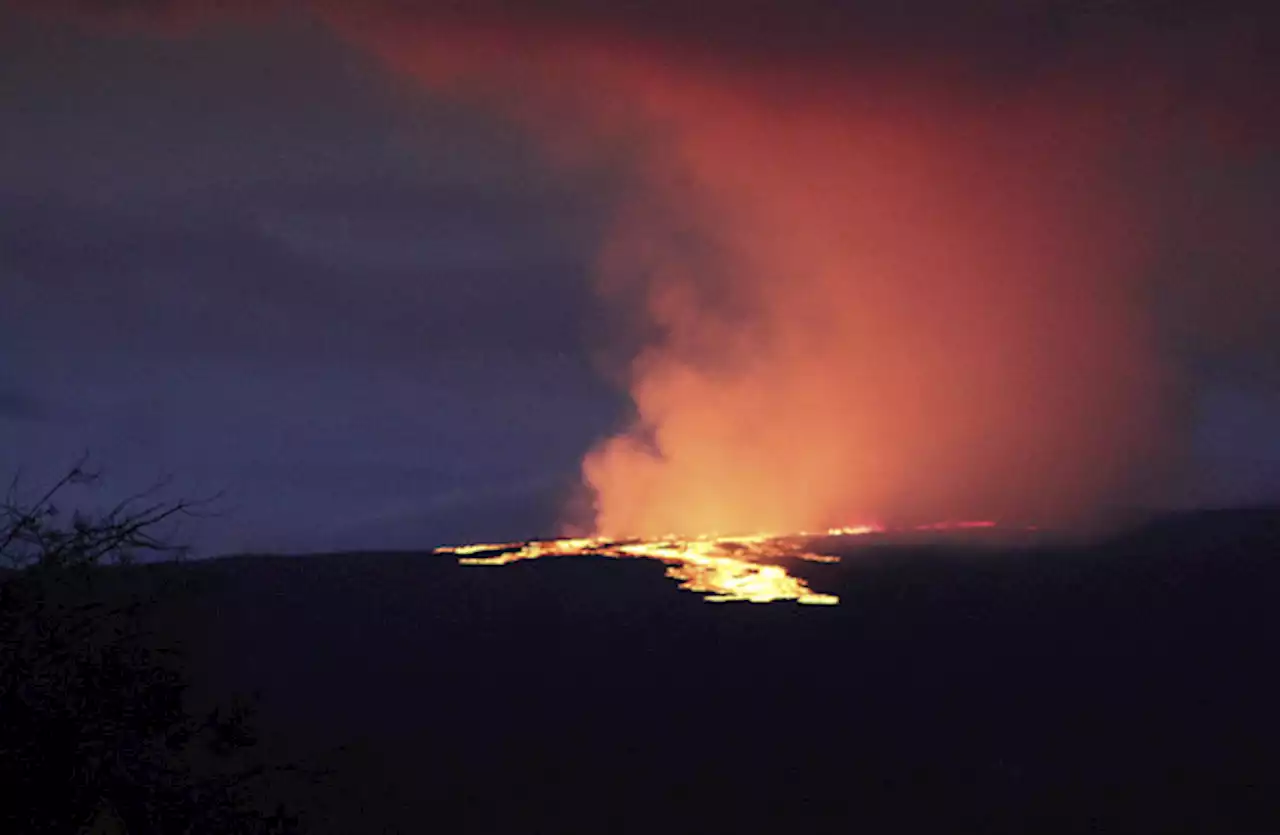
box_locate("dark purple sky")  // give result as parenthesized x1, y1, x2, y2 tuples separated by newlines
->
(1, 2, 1277, 553)
(0, 11, 629, 552)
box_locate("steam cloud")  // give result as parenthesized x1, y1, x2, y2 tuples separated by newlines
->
(26, 0, 1280, 534)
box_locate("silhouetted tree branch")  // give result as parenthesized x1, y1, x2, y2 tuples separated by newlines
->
(0, 460, 306, 834)
(0, 458, 220, 571)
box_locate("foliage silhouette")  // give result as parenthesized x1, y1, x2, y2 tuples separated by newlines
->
(0, 460, 305, 834)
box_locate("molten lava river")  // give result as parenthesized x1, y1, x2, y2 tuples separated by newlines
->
(435, 522, 997, 605)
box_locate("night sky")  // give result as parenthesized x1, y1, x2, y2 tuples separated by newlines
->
(1, 9, 626, 552)
(2, 1, 1278, 553)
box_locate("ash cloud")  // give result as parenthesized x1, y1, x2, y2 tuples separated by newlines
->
(14, 0, 1280, 532)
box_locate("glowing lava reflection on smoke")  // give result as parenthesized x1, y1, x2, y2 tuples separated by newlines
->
(434, 522, 995, 605)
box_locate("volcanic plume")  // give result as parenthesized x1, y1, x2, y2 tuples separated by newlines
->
(28, 0, 1279, 538)
(337, 9, 1193, 538)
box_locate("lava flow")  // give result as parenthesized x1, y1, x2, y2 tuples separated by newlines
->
(434, 522, 994, 605)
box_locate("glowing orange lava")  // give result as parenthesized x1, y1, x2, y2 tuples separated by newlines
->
(435, 521, 1000, 605)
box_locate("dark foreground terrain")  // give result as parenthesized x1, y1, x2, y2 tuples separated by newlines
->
(162, 509, 1278, 833)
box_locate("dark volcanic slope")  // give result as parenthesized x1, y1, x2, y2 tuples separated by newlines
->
(167, 510, 1280, 834)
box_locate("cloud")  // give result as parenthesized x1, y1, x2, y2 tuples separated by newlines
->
(6, 0, 1278, 534)
(0, 196, 594, 372)
(311, 0, 1279, 530)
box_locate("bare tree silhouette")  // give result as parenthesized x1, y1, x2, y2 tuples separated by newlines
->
(0, 459, 305, 834)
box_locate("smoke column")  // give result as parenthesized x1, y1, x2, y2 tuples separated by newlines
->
(340, 13, 1184, 536)
(586, 76, 1168, 535)
(30, 1, 1279, 534)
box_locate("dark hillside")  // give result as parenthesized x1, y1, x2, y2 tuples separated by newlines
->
(155, 509, 1280, 833)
